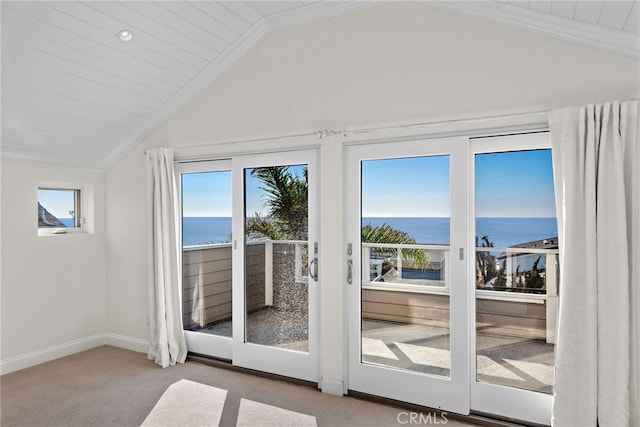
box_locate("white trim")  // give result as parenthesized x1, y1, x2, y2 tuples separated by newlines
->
(0, 151, 104, 171)
(1, 333, 150, 375)
(346, 136, 471, 414)
(0, 335, 104, 375)
(102, 333, 150, 354)
(264, 1, 374, 31)
(0, 333, 149, 375)
(362, 283, 449, 295)
(232, 149, 320, 383)
(320, 378, 345, 396)
(432, 1, 639, 58)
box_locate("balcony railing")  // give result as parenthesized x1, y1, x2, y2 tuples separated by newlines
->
(183, 240, 559, 344)
(362, 243, 559, 343)
(182, 240, 308, 331)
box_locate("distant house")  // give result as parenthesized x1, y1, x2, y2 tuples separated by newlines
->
(510, 237, 558, 250)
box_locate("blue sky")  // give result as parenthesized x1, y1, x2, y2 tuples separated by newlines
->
(38, 189, 76, 219)
(179, 150, 556, 218)
(362, 149, 555, 217)
(182, 171, 232, 217)
(361, 156, 450, 217)
(182, 165, 307, 217)
(475, 149, 556, 217)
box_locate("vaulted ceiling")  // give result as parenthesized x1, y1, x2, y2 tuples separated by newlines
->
(1, 1, 638, 170)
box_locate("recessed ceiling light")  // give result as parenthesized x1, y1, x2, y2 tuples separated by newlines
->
(116, 29, 133, 42)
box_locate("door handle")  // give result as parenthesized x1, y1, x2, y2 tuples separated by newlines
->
(309, 242, 318, 281)
(346, 243, 353, 285)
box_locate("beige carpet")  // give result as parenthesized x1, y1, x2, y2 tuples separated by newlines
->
(141, 379, 227, 427)
(236, 398, 317, 427)
(0, 346, 486, 427)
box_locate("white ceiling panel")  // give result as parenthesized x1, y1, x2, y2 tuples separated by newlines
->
(87, 2, 222, 58)
(551, 1, 576, 19)
(528, 1, 552, 14)
(191, 2, 253, 34)
(159, 2, 241, 44)
(599, 0, 636, 29)
(625, 2, 640, 33)
(50, 1, 208, 73)
(219, 1, 263, 25)
(574, 1, 604, 24)
(1, 1, 638, 169)
(245, 1, 305, 17)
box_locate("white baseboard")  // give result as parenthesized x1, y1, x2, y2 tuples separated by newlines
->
(0, 334, 105, 375)
(1, 333, 150, 375)
(321, 378, 345, 396)
(103, 333, 149, 354)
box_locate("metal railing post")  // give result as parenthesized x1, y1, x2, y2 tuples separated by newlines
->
(362, 246, 370, 283)
(545, 253, 558, 344)
(265, 241, 273, 306)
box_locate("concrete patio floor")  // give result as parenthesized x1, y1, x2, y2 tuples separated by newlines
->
(190, 313, 554, 394)
(362, 319, 554, 394)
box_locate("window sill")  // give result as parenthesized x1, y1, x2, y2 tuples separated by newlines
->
(38, 228, 88, 236)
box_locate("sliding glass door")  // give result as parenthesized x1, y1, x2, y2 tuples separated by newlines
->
(346, 136, 470, 413)
(178, 160, 233, 360)
(470, 133, 557, 424)
(232, 150, 319, 381)
(177, 150, 319, 382)
(347, 132, 558, 424)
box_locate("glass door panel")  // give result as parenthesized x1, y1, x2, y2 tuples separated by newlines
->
(244, 165, 310, 352)
(347, 137, 469, 414)
(470, 133, 557, 425)
(232, 151, 318, 382)
(360, 156, 451, 376)
(177, 160, 233, 359)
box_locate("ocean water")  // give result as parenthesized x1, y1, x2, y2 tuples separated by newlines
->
(182, 216, 557, 249)
(183, 217, 232, 246)
(58, 218, 75, 227)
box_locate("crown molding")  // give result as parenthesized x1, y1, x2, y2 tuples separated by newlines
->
(264, 1, 375, 31)
(0, 150, 104, 171)
(430, 1, 639, 58)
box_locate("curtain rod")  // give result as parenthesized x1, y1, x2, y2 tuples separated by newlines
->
(145, 109, 553, 155)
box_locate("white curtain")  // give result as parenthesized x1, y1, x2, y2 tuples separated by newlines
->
(146, 148, 188, 368)
(549, 100, 639, 426)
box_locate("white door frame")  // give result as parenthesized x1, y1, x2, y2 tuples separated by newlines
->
(468, 132, 554, 425)
(176, 159, 233, 361)
(346, 136, 470, 414)
(346, 131, 555, 423)
(231, 149, 319, 382)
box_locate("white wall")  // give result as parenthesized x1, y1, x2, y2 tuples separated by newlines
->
(106, 2, 638, 390)
(1, 162, 106, 373)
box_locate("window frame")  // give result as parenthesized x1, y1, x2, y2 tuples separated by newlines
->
(469, 130, 557, 423)
(37, 182, 91, 236)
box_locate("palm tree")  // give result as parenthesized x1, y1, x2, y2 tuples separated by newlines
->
(246, 166, 308, 241)
(247, 165, 429, 268)
(362, 223, 429, 269)
(475, 234, 497, 287)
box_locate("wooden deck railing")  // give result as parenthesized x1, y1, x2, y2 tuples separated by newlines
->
(362, 243, 559, 343)
(182, 240, 308, 330)
(182, 241, 559, 343)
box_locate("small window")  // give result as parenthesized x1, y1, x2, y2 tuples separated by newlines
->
(38, 188, 82, 231)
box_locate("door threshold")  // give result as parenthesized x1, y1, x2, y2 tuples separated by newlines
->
(347, 390, 546, 427)
(186, 352, 319, 390)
